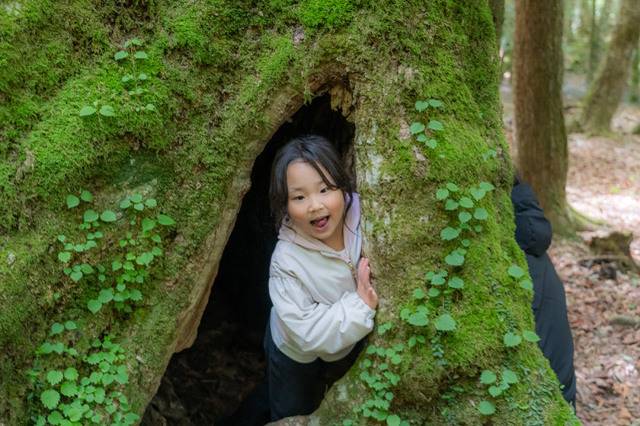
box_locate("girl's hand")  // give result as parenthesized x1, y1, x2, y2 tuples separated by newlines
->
(357, 258, 378, 310)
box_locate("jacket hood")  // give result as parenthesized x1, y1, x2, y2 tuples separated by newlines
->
(278, 193, 360, 254)
(511, 183, 552, 256)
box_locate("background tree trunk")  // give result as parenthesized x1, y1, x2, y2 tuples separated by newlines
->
(580, 0, 640, 133)
(0, 1, 577, 425)
(513, 0, 573, 234)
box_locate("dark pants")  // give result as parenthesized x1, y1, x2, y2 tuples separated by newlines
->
(264, 321, 364, 421)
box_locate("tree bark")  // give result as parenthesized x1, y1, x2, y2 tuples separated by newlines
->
(580, 0, 640, 133)
(0, 1, 578, 425)
(513, 0, 573, 234)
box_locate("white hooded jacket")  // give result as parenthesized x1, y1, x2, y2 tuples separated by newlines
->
(268, 193, 376, 363)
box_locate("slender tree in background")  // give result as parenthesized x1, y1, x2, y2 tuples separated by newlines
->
(565, 0, 576, 42)
(580, 0, 640, 133)
(514, 0, 573, 233)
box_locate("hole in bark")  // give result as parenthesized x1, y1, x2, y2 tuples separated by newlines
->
(142, 93, 355, 425)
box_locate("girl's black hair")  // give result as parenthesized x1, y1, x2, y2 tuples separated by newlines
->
(269, 135, 354, 230)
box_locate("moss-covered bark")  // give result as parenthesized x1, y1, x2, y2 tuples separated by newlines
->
(1, 1, 577, 424)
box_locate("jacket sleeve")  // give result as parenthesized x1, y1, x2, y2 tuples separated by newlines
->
(269, 273, 376, 356)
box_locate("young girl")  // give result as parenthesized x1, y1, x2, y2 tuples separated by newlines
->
(265, 135, 378, 420)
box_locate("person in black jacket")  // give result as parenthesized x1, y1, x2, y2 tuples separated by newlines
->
(511, 175, 577, 410)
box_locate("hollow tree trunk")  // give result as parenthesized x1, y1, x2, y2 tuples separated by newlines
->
(0, 1, 577, 425)
(580, 0, 640, 133)
(513, 0, 573, 234)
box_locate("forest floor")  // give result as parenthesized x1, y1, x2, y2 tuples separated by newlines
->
(501, 77, 640, 426)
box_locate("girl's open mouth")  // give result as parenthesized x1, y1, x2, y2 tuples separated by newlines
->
(310, 216, 329, 232)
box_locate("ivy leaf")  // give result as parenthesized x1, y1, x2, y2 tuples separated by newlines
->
(503, 332, 522, 347)
(488, 386, 502, 397)
(461, 239, 470, 247)
(519, 279, 534, 291)
(50, 323, 64, 336)
(387, 414, 401, 426)
(458, 197, 474, 208)
(120, 199, 132, 209)
(130, 194, 143, 203)
(70, 271, 83, 282)
(145, 103, 156, 111)
(391, 354, 403, 365)
(64, 368, 78, 381)
(47, 370, 63, 385)
(445, 199, 459, 211)
(479, 182, 495, 191)
(47, 411, 62, 425)
(434, 314, 456, 331)
(100, 210, 117, 222)
(436, 189, 449, 200)
(414, 100, 429, 112)
(40, 389, 60, 409)
(480, 370, 497, 384)
(138, 73, 147, 80)
(66, 195, 80, 209)
(459, 211, 472, 223)
(64, 321, 76, 330)
(140, 252, 154, 265)
(87, 300, 102, 314)
(99, 105, 115, 117)
(523, 330, 540, 343)
(417, 134, 427, 142)
(98, 289, 113, 303)
(134, 51, 148, 59)
(112, 261, 122, 271)
(145, 198, 157, 207)
(508, 265, 525, 278)
(142, 218, 156, 232)
(134, 202, 144, 211)
(440, 227, 459, 241)
(425, 139, 437, 149)
(410, 122, 426, 135)
(151, 246, 163, 256)
(157, 214, 176, 226)
(446, 182, 459, 192)
(79, 106, 96, 117)
(114, 51, 128, 60)
(477, 401, 495, 415)
(130, 289, 142, 301)
(80, 190, 92, 202)
(80, 264, 94, 274)
(60, 381, 78, 397)
(428, 120, 444, 131)
(431, 274, 446, 285)
(428, 99, 443, 107)
(413, 288, 425, 299)
(445, 250, 464, 266)
(473, 208, 489, 220)
(470, 187, 486, 200)
(58, 252, 71, 262)
(428, 288, 440, 297)
(502, 368, 519, 384)
(448, 277, 464, 289)
(407, 311, 429, 326)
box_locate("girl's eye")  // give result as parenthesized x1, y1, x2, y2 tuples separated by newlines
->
(320, 187, 329, 193)
(294, 195, 304, 201)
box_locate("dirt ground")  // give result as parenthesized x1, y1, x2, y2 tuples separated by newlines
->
(502, 77, 640, 425)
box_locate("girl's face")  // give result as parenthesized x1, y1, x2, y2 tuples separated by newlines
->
(286, 161, 345, 251)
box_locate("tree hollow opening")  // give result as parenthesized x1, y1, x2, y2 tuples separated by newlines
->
(143, 93, 356, 425)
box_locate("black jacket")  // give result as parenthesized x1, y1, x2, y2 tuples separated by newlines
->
(512, 184, 576, 404)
